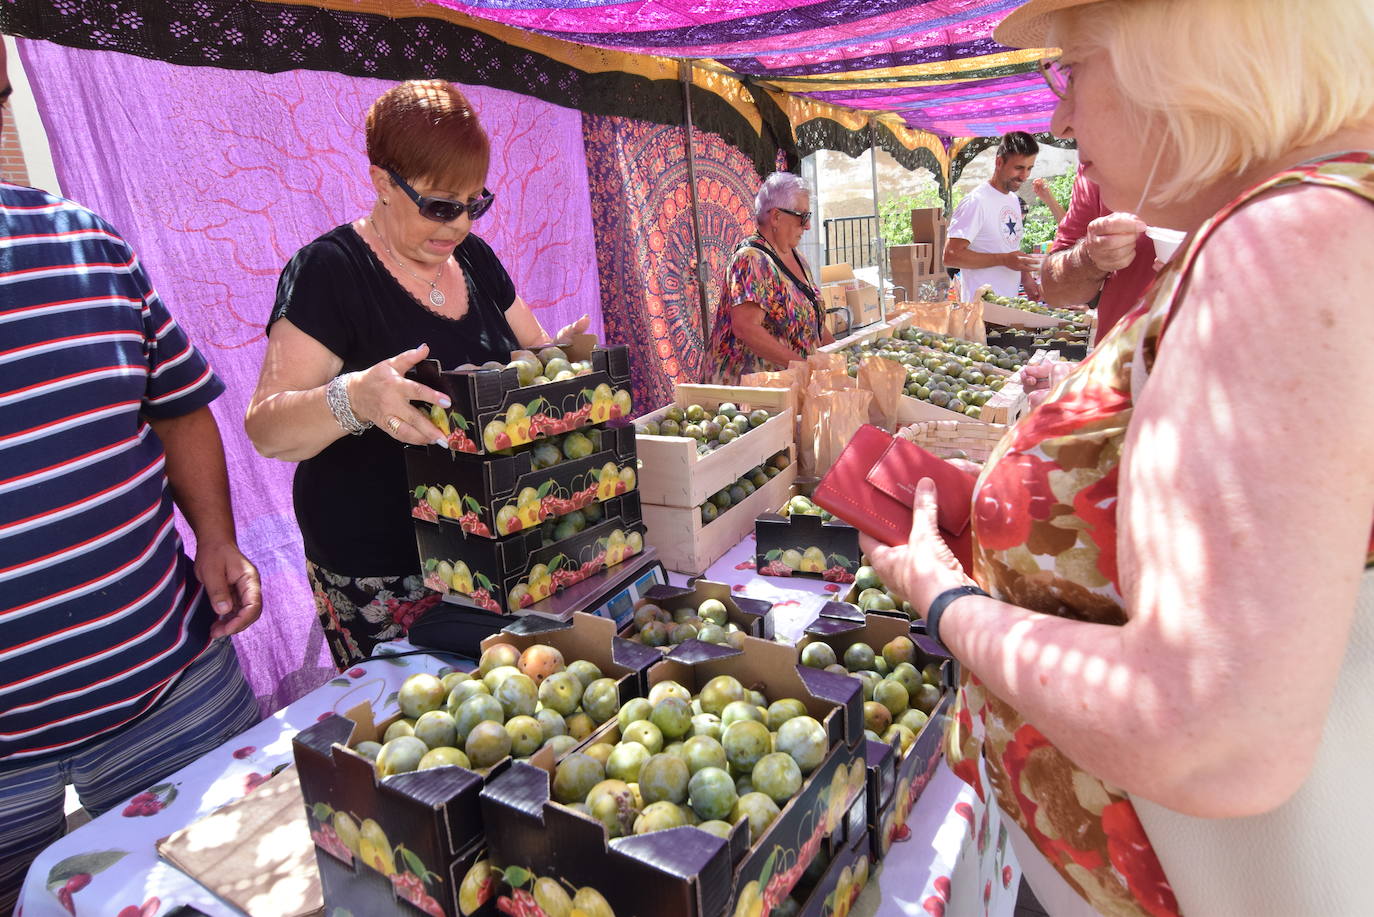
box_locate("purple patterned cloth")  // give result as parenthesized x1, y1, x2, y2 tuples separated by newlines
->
(18, 39, 601, 712)
(432, 0, 1054, 135)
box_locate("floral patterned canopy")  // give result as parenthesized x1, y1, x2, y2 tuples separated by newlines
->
(428, 0, 1057, 137)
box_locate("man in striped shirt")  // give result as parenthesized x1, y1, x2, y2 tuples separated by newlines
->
(1, 43, 262, 908)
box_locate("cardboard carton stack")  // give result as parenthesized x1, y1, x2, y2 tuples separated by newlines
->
(889, 208, 948, 301)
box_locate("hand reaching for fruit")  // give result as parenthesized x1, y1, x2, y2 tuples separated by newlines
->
(349, 343, 452, 446)
(553, 314, 591, 346)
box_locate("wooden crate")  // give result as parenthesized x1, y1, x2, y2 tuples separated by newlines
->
(635, 384, 795, 509)
(981, 299, 1075, 330)
(820, 313, 915, 353)
(641, 457, 798, 575)
(898, 419, 1011, 464)
(893, 377, 1027, 427)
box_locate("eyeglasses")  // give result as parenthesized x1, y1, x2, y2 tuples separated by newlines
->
(777, 207, 812, 225)
(387, 169, 495, 223)
(1038, 57, 1073, 100)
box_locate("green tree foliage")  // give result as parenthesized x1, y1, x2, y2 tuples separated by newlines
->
(878, 186, 962, 246)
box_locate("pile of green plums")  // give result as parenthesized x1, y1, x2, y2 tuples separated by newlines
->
(356, 643, 622, 777)
(549, 674, 830, 844)
(799, 633, 943, 753)
(623, 597, 748, 652)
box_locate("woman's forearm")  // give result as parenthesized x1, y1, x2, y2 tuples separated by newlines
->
(245, 381, 349, 462)
(939, 594, 1272, 817)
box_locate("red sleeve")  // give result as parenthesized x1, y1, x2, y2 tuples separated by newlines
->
(1049, 174, 1104, 254)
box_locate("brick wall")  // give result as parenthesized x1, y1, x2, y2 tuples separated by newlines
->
(2, 117, 31, 185)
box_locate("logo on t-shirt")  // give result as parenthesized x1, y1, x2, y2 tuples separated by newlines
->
(1000, 205, 1021, 241)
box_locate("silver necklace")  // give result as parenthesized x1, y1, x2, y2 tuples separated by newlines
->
(371, 218, 447, 307)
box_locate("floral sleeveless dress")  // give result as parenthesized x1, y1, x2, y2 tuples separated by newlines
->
(945, 152, 1374, 917)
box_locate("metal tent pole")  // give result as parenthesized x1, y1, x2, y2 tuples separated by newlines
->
(680, 59, 711, 378)
(869, 119, 887, 323)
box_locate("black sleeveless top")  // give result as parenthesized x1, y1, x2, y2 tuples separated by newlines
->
(269, 225, 521, 575)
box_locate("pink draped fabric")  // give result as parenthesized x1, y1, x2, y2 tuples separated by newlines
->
(18, 39, 602, 712)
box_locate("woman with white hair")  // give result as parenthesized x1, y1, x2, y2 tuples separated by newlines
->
(703, 172, 833, 383)
(862, 1, 1374, 915)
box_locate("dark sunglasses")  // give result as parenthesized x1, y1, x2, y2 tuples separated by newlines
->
(777, 207, 812, 224)
(1039, 56, 1073, 100)
(387, 169, 495, 223)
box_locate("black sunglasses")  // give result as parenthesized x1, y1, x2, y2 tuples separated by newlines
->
(777, 207, 812, 224)
(387, 169, 495, 223)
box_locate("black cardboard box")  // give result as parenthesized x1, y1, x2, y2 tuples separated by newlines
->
(409, 335, 632, 455)
(799, 613, 955, 864)
(295, 705, 497, 917)
(754, 507, 860, 582)
(475, 636, 867, 917)
(407, 425, 637, 539)
(314, 833, 495, 917)
(416, 493, 646, 613)
(794, 821, 872, 917)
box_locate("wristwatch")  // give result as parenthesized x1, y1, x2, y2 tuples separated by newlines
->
(925, 585, 990, 653)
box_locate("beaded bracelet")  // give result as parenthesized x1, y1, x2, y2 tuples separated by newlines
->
(325, 374, 371, 435)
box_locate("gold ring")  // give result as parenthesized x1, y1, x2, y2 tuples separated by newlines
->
(387, 416, 401, 433)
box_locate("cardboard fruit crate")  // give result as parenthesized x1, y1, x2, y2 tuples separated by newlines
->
(406, 425, 637, 539)
(621, 579, 776, 645)
(409, 335, 632, 455)
(314, 833, 494, 917)
(294, 705, 507, 917)
(475, 636, 866, 917)
(416, 493, 646, 613)
(754, 494, 861, 583)
(793, 822, 872, 917)
(641, 453, 798, 576)
(798, 613, 955, 864)
(635, 383, 795, 509)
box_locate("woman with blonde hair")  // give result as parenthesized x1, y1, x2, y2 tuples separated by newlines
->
(863, 1, 1374, 914)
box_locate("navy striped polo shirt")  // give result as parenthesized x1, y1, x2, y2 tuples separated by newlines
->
(1, 183, 225, 760)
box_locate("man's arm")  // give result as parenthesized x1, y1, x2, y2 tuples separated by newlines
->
(147, 406, 262, 637)
(943, 237, 1042, 272)
(1041, 213, 1146, 306)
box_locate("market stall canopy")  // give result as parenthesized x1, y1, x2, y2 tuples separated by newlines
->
(427, 0, 1059, 138)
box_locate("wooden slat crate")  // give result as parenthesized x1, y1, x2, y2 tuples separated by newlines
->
(897, 419, 1011, 464)
(635, 384, 795, 509)
(641, 455, 798, 575)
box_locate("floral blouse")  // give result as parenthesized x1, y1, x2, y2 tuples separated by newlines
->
(946, 152, 1374, 917)
(703, 236, 824, 384)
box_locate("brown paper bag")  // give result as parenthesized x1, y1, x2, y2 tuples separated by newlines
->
(857, 356, 905, 430)
(807, 351, 847, 376)
(952, 300, 987, 343)
(814, 387, 873, 474)
(741, 368, 802, 418)
(157, 767, 323, 917)
(910, 300, 952, 335)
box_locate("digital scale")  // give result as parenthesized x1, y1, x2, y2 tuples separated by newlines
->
(406, 547, 669, 659)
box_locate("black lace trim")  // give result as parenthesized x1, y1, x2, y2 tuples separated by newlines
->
(0, 0, 788, 175)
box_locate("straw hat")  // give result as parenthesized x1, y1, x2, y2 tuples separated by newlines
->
(994, 0, 1111, 49)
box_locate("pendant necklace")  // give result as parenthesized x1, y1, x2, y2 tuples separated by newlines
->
(371, 218, 447, 307)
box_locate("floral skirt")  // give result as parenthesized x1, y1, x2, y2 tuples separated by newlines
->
(307, 561, 443, 670)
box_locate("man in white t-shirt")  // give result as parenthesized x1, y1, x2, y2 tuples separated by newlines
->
(944, 131, 1045, 301)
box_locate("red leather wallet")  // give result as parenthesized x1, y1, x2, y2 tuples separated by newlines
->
(812, 425, 977, 566)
